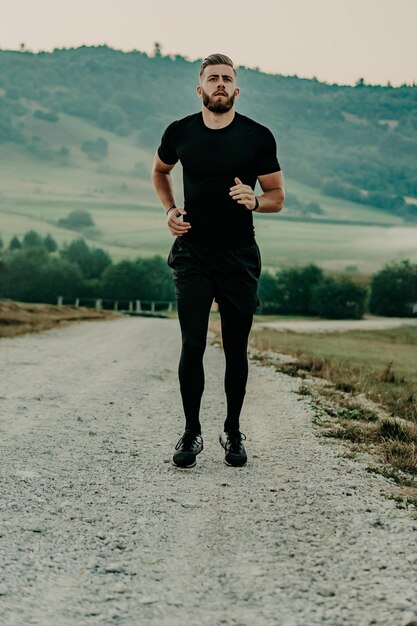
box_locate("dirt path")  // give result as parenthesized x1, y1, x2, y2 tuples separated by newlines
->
(1, 318, 417, 626)
(258, 317, 417, 333)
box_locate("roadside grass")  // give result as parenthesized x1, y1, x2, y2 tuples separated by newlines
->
(249, 326, 417, 423)
(0, 301, 116, 338)
(209, 318, 417, 508)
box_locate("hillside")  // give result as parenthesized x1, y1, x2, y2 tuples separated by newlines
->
(1, 46, 417, 272)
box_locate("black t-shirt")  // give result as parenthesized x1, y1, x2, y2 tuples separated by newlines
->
(157, 111, 281, 247)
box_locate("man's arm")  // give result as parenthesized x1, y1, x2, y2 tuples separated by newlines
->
(151, 152, 177, 211)
(229, 171, 285, 213)
(151, 152, 191, 236)
(256, 171, 285, 213)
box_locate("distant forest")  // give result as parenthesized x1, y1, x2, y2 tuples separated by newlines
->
(1, 45, 417, 219)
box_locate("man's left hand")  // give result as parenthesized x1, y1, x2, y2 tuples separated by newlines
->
(229, 177, 257, 210)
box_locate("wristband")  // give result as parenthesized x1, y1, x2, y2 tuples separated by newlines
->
(166, 204, 177, 215)
(251, 196, 259, 211)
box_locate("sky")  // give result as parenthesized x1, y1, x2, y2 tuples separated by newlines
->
(2, 0, 417, 86)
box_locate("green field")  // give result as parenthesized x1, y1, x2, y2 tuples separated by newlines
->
(248, 325, 417, 423)
(1, 111, 416, 273)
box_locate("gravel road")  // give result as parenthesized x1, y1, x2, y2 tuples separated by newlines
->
(1, 317, 417, 626)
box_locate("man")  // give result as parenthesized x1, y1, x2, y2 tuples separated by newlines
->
(152, 53, 284, 469)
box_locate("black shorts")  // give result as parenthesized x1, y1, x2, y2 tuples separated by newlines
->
(167, 237, 262, 315)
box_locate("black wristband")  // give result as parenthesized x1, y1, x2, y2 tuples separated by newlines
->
(165, 204, 177, 215)
(251, 196, 259, 211)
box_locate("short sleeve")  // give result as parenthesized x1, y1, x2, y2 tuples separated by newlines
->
(256, 126, 281, 176)
(157, 122, 179, 165)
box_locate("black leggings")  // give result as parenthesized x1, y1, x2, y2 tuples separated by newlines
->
(177, 297, 253, 435)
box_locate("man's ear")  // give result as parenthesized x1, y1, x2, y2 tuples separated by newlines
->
(234, 87, 240, 100)
(196, 85, 203, 98)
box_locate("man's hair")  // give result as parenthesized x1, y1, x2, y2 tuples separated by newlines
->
(199, 54, 236, 78)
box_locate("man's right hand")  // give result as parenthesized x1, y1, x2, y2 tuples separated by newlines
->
(167, 207, 191, 237)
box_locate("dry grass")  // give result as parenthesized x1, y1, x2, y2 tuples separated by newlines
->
(248, 325, 417, 422)
(209, 316, 417, 507)
(0, 300, 116, 338)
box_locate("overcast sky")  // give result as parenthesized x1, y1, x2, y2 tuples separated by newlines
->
(2, 0, 416, 86)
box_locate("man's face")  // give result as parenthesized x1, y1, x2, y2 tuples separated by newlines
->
(197, 64, 240, 113)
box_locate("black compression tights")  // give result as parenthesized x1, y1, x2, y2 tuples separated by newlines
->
(177, 297, 253, 435)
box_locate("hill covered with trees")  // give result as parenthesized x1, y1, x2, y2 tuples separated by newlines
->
(1, 44, 417, 221)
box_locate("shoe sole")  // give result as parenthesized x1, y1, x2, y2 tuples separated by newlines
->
(172, 460, 197, 469)
(224, 459, 247, 467)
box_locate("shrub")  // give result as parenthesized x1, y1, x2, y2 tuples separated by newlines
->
(311, 276, 368, 319)
(369, 260, 417, 317)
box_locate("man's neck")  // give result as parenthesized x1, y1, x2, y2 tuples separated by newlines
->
(201, 107, 236, 130)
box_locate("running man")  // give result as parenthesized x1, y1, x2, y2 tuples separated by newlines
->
(152, 53, 285, 468)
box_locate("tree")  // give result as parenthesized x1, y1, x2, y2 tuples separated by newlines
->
(23, 229, 44, 248)
(97, 106, 129, 134)
(60, 238, 111, 279)
(0, 234, 3, 253)
(44, 233, 58, 252)
(100, 256, 174, 301)
(58, 210, 95, 230)
(81, 137, 108, 162)
(9, 236, 22, 251)
(153, 42, 162, 58)
(369, 260, 417, 316)
(311, 277, 368, 319)
(259, 264, 324, 314)
(1, 247, 84, 303)
(101, 260, 143, 299)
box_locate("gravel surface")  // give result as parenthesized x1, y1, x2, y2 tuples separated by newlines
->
(1, 317, 417, 626)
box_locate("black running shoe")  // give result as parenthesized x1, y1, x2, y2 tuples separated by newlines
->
(172, 432, 203, 468)
(219, 431, 247, 467)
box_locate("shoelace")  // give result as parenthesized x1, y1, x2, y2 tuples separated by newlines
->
(175, 432, 203, 451)
(226, 432, 246, 453)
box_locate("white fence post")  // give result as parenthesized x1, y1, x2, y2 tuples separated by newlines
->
(136, 300, 142, 312)
(57, 296, 63, 307)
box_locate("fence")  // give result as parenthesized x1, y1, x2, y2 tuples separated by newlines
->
(57, 296, 175, 314)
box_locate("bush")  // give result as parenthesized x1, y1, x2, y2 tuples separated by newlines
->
(0, 247, 84, 303)
(101, 256, 174, 301)
(311, 276, 368, 319)
(369, 260, 417, 316)
(58, 210, 95, 230)
(33, 110, 59, 122)
(259, 264, 324, 314)
(81, 137, 108, 162)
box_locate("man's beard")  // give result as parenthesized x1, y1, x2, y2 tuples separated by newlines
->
(202, 89, 235, 113)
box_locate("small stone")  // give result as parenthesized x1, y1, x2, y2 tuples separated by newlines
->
(97, 532, 106, 540)
(23, 523, 45, 533)
(181, 502, 200, 509)
(139, 597, 157, 605)
(406, 554, 417, 564)
(317, 586, 336, 597)
(111, 583, 127, 594)
(241, 591, 253, 601)
(0, 584, 8, 595)
(104, 563, 126, 574)
(396, 600, 412, 610)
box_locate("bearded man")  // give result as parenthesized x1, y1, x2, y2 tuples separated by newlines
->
(152, 53, 285, 469)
